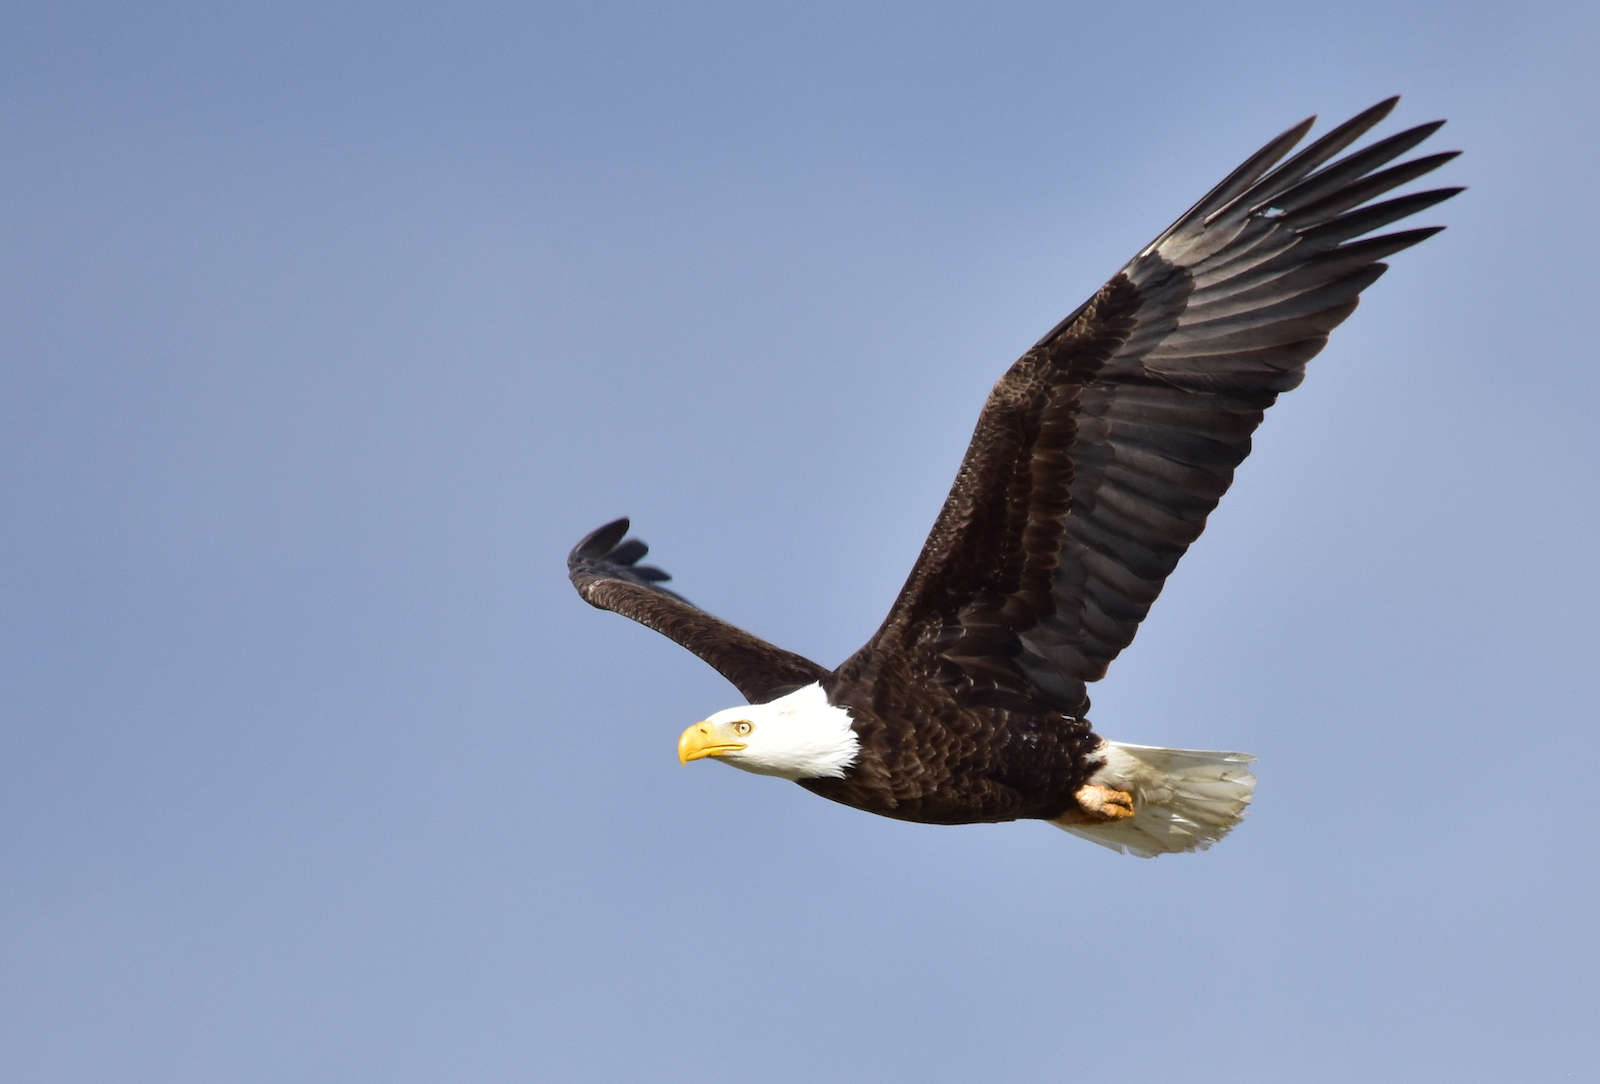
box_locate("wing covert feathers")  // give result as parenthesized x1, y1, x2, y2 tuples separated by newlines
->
(848, 99, 1458, 717)
(568, 519, 828, 704)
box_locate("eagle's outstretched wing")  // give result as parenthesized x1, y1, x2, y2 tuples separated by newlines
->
(847, 97, 1460, 717)
(568, 518, 830, 703)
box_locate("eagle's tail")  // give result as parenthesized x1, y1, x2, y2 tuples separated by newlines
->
(1052, 741, 1257, 858)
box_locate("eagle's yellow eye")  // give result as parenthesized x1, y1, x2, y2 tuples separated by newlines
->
(733, 721, 753, 736)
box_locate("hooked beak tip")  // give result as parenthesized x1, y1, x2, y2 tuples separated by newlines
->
(678, 721, 745, 764)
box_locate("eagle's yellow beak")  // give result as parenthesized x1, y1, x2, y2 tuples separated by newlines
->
(678, 721, 747, 764)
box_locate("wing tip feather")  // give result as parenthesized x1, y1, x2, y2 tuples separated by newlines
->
(570, 517, 631, 564)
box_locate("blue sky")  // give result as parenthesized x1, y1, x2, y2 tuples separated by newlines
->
(2, 3, 1596, 1081)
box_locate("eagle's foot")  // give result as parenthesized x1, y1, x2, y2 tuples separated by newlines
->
(1074, 783, 1135, 821)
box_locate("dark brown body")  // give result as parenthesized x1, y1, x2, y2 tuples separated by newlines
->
(801, 673, 1103, 824)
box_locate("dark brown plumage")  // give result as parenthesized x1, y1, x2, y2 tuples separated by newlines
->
(568, 99, 1459, 838)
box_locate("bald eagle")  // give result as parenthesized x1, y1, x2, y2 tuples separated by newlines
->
(568, 98, 1458, 856)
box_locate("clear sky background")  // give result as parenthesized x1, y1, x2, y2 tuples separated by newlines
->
(2, 3, 1596, 1082)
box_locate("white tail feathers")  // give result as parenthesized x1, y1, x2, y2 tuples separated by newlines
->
(1053, 741, 1257, 858)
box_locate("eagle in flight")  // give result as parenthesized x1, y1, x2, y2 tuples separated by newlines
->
(568, 98, 1458, 856)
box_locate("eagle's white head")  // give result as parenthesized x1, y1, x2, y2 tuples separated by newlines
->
(677, 682, 859, 780)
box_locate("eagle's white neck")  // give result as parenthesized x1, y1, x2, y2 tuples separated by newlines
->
(705, 682, 859, 780)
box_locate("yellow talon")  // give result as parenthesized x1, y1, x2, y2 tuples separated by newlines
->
(1074, 784, 1136, 821)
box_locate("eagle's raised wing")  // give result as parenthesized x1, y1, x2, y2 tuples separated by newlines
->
(847, 98, 1460, 718)
(568, 518, 830, 703)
